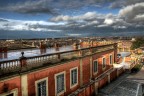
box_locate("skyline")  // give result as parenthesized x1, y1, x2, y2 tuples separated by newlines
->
(0, 0, 144, 39)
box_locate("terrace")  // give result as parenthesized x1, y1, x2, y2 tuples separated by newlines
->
(0, 42, 116, 78)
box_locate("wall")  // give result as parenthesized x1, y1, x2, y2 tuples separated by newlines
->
(0, 48, 117, 96)
(92, 50, 114, 78)
(82, 57, 91, 84)
(27, 60, 80, 96)
(0, 76, 21, 96)
(110, 69, 117, 81)
(98, 75, 108, 89)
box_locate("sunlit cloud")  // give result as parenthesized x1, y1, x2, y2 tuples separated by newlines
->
(0, 18, 63, 31)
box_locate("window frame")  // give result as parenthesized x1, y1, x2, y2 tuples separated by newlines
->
(70, 67, 78, 89)
(109, 54, 113, 65)
(93, 59, 98, 74)
(35, 77, 48, 96)
(0, 88, 18, 96)
(55, 71, 66, 96)
(102, 57, 106, 70)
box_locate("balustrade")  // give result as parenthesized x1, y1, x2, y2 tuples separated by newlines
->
(0, 43, 116, 76)
(0, 59, 20, 74)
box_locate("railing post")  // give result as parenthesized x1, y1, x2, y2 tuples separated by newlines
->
(3, 47, 7, 59)
(58, 53, 61, 59)
(54, 43, 59, 51)
(90, 47, 92, 53)
(79, 50, 82, 56)
(40, 42, 46, 54)
(0, 47, 7, 59)
(19, 52, 27, 68)
(73, 43, 79, 50)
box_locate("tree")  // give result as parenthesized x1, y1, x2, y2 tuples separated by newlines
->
(131, 38, 144, 50)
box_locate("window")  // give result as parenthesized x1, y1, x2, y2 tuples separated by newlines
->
(110, 55, 113, 64)
(56, 74, 64, 93)
(35, 77, 48, 96)
(102, 57, 106, 68)
(37, 81, 46, 96)
(70, 67, 78, 88)
(7, 93, 14, 96)
(93, 60, 98, 73)
(55, 72, 65, 95)
(0, 88, 18, 96)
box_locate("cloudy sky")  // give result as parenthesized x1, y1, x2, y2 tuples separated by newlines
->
(0, 0, 144, 39)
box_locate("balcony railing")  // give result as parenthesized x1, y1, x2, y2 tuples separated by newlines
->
(0, 43, 116, 77)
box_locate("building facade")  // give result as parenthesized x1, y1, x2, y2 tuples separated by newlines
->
(0, 43, 125, 96)
(117, 41, 132, 52)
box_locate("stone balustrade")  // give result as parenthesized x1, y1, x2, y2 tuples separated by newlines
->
(0, 43, 116, 77)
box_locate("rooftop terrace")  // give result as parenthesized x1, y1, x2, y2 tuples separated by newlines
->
(0, 43, 116, 79)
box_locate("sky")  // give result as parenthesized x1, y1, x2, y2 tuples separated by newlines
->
(0, 0, 144, 39)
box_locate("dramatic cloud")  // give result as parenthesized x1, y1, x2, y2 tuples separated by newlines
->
(50, 12, 131, 28)
(0, 0, 57, 15)
(53, 0, 117, 9)
(119, 2, 144, 24)
(0, 0, 144, 38)
(0, 0, 118, 15)
(110, 0, 144, 8)
(0, 18, 64, 31)
(1, 9, 143, 34)
(50, 12, 103, 22)
(49, 10, 144, 30)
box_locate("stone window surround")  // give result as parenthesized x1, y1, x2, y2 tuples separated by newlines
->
(70, 67, 78, 89)
(0, 88, 18, 96)
(93, 59, 98, 75)
(35, 77, 48, 96)
(109, 54, 113, 65)
(55, 71, 66, 96)
(102, 56, 106, 70)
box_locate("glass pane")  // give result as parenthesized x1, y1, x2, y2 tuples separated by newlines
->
(57, 74, 64, 93)
(37, 80, 46, 96)
(103, 58, 106, 67)
(94, 61, 97, 72)
(110, 55, 112, 64)
(71, 69, 77, 85)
